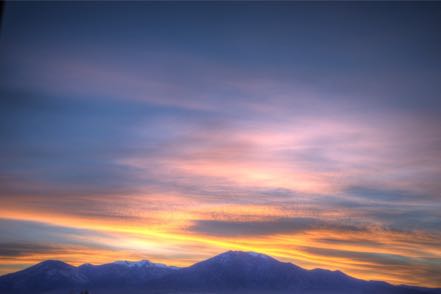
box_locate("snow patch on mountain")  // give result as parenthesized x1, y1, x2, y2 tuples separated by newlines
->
(112, 260, 174, 269)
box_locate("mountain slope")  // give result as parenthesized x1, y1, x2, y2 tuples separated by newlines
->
(0, 259, 177, 294)
(150, 251, 312, 291)
(0, 260, 87, 293)
(149, 251, 412, 294)
(0, 251, 440, 294)
(78, 259, 177, 288)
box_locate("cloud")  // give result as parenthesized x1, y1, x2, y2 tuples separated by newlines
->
(189, 217, 364, 237)
(0, 219, 116, 249)
(345, 186, 426, 202)
(316, 238, 382, 247)
(302, 246, 413, 267)
(0, 243, 64, 257)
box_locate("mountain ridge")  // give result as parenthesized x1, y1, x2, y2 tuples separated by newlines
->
(0, 250, 439, 294)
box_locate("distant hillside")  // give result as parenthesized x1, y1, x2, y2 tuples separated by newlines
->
(0, 251, 439, 294)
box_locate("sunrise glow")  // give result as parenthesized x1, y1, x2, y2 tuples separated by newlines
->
(0, 1, 440, 290)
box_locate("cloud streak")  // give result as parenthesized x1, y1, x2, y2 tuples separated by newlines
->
(190, 217, 365, 237)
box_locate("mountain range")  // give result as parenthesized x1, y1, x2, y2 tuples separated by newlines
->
(0, 251, 439, 294)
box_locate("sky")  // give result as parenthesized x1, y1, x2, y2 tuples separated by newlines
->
(0, 1, 441, 288)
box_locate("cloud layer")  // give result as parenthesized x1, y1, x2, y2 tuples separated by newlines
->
(1, 1, 440, 288)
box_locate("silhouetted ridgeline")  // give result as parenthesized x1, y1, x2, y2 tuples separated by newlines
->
(0, 251, 440, 294)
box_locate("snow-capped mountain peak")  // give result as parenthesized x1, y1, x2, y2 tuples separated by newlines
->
(112, 259, 171, 269)
(113, 260, 150, 267)
(211, 250, 275, 265)
(244, 251, 272, 259)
